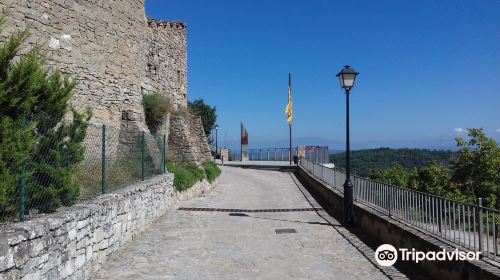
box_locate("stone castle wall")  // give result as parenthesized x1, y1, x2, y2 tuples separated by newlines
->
(0, 0, 213, 165)
(0, 0, 187, 131)
(146, 20, 188, 109)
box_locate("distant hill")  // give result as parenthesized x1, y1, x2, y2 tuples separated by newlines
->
(329, 148, 456, 177)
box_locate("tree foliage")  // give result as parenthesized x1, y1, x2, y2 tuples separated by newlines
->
(331, 148, 456, 177)
(451, 129, 500, 208)
(370, 164, 415, 187)
(188, 98, 217, 138)
(369, 129, 499, 208)
(0, 13, 90, 219)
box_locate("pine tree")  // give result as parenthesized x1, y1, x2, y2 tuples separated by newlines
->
(0, 9, 90, 219)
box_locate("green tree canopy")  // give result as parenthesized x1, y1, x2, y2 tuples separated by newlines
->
(370, 164, 414, 187)
(451, 128, 500, 208)
(369, 129, 499, 208)
(331, 148, 455, 178)
(188, 98, 217, 138)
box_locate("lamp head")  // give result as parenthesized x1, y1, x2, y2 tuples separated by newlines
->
(336, 65, 359, 90)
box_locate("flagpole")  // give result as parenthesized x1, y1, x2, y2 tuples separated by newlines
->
(240, 122, 243, 161)
(289, 73, 292, 165)
(289, 123, 292, 165)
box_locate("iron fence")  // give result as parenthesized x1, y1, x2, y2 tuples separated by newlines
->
(248, 148, 297, 161)
(303, 146, 329, 164)
(1, 118, 167, 223)
(299, 157, 500, 261)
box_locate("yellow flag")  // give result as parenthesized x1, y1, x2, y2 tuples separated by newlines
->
(285, 74, 292, 124)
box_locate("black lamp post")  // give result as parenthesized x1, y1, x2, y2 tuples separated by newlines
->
(215, 124, 219, 159)
(336, 65, 359, 226)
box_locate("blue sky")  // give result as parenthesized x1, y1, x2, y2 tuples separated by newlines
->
(145, 0, 500, 150)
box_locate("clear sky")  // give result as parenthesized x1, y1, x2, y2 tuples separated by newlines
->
(145, 0, 500, 150)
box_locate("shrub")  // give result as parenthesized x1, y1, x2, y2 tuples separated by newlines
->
(203, 161, 221, 183)
(0, 10, 90, 220)
(142, 93, 173, 133)
(166, 161, 221, 192)
(167, 161, 205, 191)
(26, 112, 89, 213)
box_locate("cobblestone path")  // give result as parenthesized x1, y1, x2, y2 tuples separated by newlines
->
(95, 166, 407, 279)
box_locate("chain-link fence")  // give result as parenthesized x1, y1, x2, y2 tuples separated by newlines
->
(0, 117, 167, 223)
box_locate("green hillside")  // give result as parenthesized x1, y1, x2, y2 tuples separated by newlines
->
(329, 148, 456, 177)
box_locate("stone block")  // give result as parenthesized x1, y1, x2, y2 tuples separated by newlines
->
(74, 255, 86, 270)
(59, 259, 74, 279)
(13, 242, 30, 267)
(0, 246, 15, 271)
(20, 272, 41, 280)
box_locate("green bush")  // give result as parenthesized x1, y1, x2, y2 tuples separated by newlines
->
(167, 162, 205, 191)
(203, 161, 221, 183)
(0, 11, 90, 220)
(166, 161, 221, 192)
(142, 93, 173, 133)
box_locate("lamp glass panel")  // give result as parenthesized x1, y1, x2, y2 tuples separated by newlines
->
(342, 73, 356, 88)
(338, 74, 346, 88)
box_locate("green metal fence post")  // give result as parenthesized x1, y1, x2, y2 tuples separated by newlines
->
(19, 117, 27, 222)
(163, 134, 167, 174)
(19, 166, 26, 222)
(141, 131, 145, 181)
(101, 124, 106, 194)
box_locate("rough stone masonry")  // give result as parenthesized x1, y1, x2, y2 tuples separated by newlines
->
(0, 174, 218, 279)
(0, 0, 211, 164)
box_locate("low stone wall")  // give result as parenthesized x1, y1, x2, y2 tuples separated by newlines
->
(0, 175, 217, 280)
(296, 166, 500, 280)
(176, 179, 216, 202)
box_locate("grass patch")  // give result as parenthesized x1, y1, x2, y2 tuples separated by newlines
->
(167, 161, 205, 191)
(167, 161, 222, 191)
(143, 93, 174, 133)
(203, 161, 221, 183)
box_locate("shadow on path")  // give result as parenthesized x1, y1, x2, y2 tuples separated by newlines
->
(291, 170, 434, 280)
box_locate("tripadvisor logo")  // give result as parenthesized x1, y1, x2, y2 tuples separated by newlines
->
(375, 244, 398, 266)
(375, 244, 481, 267)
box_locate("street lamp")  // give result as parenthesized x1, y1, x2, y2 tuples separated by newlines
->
(215, 124, 219, 160)
(336, 65, 359, 226)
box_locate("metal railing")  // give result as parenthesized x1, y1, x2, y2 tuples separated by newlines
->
(248, 148, 297, 161)
(303, 146, 329, 164)
(300, 157, 500, 261)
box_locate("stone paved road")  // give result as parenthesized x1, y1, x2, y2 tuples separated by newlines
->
(94, 166, 405, 280)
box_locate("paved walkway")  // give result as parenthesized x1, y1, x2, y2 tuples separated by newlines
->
(219, 160, 296, 167)
(95, 166, 403, 279)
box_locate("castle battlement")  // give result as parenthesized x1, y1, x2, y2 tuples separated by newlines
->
(148, 18, 187, 30)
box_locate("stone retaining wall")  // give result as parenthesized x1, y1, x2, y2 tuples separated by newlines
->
(168, 115, 212, 165)
(0, 175, 217, 280)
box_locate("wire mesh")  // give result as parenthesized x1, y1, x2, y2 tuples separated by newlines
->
(0, 116, 167, 223)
